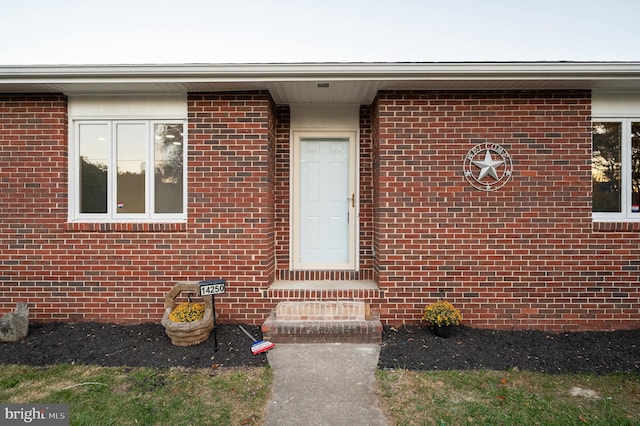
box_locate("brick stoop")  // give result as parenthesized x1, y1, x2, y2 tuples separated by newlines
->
(261, 301, 383, 344)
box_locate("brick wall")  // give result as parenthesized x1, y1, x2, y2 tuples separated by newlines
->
(0, 94, 71, 320)
(372, 90, 640, 330)
(2, 90, 638, 330)
(0, 92, 277, 324)
(188, 92, 276, 322)
(274, 105, 291, 273)
(359, 106, 375, 274)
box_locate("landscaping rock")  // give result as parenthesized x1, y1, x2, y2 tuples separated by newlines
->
(0, 302, 29, 342)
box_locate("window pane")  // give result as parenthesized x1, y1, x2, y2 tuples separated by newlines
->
(79, 124, 108, 213)
(632, 123, 640, 214)
(116, 123, 146, 214)
(592, 122, 622, 212)
(154, 124, 184, 213)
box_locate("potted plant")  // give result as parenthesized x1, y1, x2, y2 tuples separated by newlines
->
(422, 300, 462, 338)
(161, 282, 213, 346)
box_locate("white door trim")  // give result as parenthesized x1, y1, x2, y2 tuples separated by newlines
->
(291, 131, 358, 270)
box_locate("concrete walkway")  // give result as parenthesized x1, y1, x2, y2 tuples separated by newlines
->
(265, 343, 388, 426)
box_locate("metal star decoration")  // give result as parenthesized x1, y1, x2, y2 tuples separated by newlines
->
(471, 149, 504, 181)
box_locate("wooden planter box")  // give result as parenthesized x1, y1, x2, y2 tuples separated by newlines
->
(161, 282, 213, 346)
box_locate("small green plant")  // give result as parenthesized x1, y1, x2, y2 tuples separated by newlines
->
(422, 300, 462, 326)
(169, 302, 205, 322)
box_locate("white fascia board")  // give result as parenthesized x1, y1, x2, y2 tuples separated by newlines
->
(2, 62, 640, 84)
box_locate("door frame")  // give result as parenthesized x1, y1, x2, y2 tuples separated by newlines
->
(291, 130, 359, 271)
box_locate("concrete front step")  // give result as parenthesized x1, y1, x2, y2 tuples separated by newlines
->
(262, 301, 382, 344)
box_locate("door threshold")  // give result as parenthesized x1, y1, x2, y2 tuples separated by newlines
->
(269, 280, 378, 291)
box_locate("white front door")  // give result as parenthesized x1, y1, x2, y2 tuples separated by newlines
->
(292, 132, 357, 270)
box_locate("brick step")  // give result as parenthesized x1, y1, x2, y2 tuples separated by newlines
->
(261, 301, 382, 344)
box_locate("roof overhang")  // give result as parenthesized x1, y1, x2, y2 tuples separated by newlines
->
(2, 62, 640, 104)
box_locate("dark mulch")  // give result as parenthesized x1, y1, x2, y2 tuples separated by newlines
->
(0, 323, 268, 369)
(1, 322, 639, 374)
(380, 325, 640, 374)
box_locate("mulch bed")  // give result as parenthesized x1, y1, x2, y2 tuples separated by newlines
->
(379, 325, 640, 373)
(1, 322, 638, 374)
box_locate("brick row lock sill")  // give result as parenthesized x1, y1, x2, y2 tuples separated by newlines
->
(592, 222, 640, 232)
(64, 222, 187, 232)
(264, 280, 384, 304)
(64, 222, 639, 233)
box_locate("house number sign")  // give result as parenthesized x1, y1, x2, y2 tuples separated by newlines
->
(199, 279, 226, 351)
(463, 143, 513, 191)
(199, 279, 226, 296)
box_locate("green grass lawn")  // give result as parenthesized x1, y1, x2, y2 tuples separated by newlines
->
(377, 369, 640, 425)
(2, 365, 639, 425)
(0, 365, 271, 425)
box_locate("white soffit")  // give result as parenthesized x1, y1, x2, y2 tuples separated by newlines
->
(2, 62, 640, 104)
(68, 94, 187, 118)
(290, 104, 360, 130)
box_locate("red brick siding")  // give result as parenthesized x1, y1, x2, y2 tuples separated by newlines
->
(0, 93, 277, 324)
(372, 90, 640, 330)
(0, 94, 72, 320)
(372, 100, 382, 285)
(358, 106, 375, 273)
(274, 106, 291, 272)
(2, 90, 638, 331)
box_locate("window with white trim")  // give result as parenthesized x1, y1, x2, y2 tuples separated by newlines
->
(71, 120, 186, 222)
(592, 119, 640, 221)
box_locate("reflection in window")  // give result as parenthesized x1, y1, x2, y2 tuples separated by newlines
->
(592, 122, 621, 212)
(154, 124, 184, 214)
(79, 124, 108, 213)
(116, 123, 147, 214)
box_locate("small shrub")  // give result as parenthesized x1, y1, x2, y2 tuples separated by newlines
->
(422, 300, 462, 326)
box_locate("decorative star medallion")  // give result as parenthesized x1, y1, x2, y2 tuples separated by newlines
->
(463, 143, 513, 191)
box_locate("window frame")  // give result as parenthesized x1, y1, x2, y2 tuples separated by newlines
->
(592, 118, 640, 223)
(69, 118, 187, 223)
